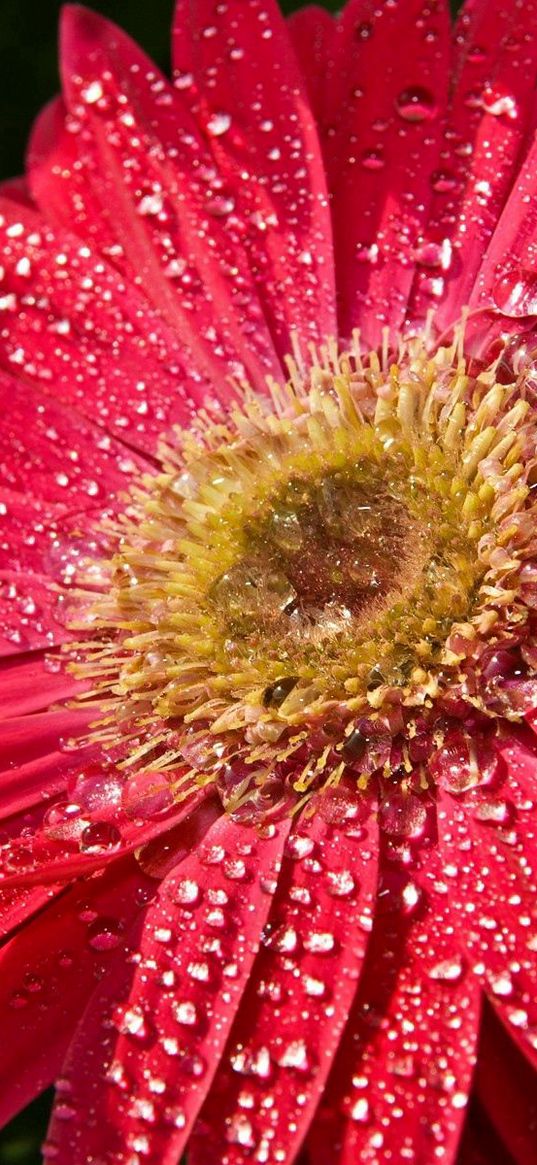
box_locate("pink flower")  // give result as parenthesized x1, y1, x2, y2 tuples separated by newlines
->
(1, 1, 537, 1163)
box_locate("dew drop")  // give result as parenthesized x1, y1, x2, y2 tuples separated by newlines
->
(206, 112, 232, 137)
(173, 1000, 199, 1026)
(87, 916, 122, 951)
(326, 869, 356, 898)
(395, 86, 437, 122)
(173, 878, 200, 906)
(79, 822, 121, 853)
(379, 793, 427, 839)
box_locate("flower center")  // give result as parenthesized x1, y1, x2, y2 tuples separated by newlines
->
(70, 331, 537, 815)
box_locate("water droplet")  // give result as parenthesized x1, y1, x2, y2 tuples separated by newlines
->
(206, 112, 232, 137)
(326, 869, 356, 898)
(379, 793, 427, 839)
(226, 1114, 255, 1148)
(173, 878, 200, 906)
(87, 916, 122, 951)
(173, 1000, 199, 1026)
(395, 86, 437, 122)
(114, 1004, 150, 1040)
(277, 1039, 310, 1071)
(79, 822, 121, 853)
(285, 834, 314, 860)
(303, 931, 336, 954)
(428, 956, 464, 982)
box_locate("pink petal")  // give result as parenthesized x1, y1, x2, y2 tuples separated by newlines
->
(0, 563, 73, 657)
(44, 814, 289, 1165)
(0, 706, 95, 772)
(0, 178, 34, 207)
(172, 0, 336, 359)
(309, 840, 480, 1165)
(45, 8, 282, 392)
(466, 131, 537, 351)
(457, 1098, 518, 1165)
(321, 0, 450, 345)
(0, 884, 62, 942)
(475, 1001, 537, 1165)
(0, 857, 151, 1126)
(0, 369, 146, 510)
(189, 802, 379, 1165)
(409, 0, 537, 335)
(0, 653, 82, 720)
(287, 6, 336, 128)
(0, 764, 212, 889)
(0, 197, 213, 456)
(436, 787, 537, 1070)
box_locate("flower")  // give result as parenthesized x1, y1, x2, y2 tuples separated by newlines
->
(1, 0, 537, 1162)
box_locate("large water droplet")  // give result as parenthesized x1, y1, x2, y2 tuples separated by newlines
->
(379, 793, 427, 839)
(395, 86, 437, 122)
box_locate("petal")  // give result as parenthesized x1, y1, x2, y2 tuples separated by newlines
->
(0, 857, 151, 1126)
(0, 178, 34, 207)
(475, 1000, 537, 1165)
(321, 0, 450, 345)
(309, 826, 480, 1165)
(457, 1097, 518, 1165)
(0, 653, 82, 720)
(0, 562, 73, 657)
(287, 6, 336, 129)
(0, 369, 146, 511)
(172, 0, 336, 358)
(44, 814, 289, 1165)
(436, 787, 537, 1070)
(0, 197, 209, 457)
(0, 706, 95, 773)
(409, 0, 537, 334)
(466, 132, 537, 351)
(46, 8, 282, 392)
(189, 801, 379, 1165)
(0, 884, 62, 943)
(0, 763, 212, 889)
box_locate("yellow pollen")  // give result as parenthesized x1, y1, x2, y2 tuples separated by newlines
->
(68, 327, 537, 813)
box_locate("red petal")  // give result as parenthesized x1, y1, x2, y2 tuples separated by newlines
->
(287, 6, 336, 129)
(0, 707, 95, 777)
(47, 7, 282, 392)
(0, 563, 73, 657)
(467, 130, 537, 351)
(436, 787, 537, 1070)
(321, 0, 450, 345)
(0, 763, 212, 889)
(44, 814, 289, 1165)
(475, 1001, 537, 1165)
(0, 178, 34, 207)
(0, 857, 151, 1126)
(189, 802, 379, 1165)
(0, 197, 209, 456)
(0, 653, 82, 720)
(0, 884, 62, 942)
(409, 0, 537, 334)
(309, 829, 480, 1165)
(456, 1097, 518, 1165)
(172, 0, 336, 359)
(0, 369, 146, 511)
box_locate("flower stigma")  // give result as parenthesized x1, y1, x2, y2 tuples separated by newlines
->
(69, 327, 537, 820)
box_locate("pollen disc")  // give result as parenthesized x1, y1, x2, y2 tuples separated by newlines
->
(71, 332, 537, 812)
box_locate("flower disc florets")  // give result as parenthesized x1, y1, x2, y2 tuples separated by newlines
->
(73, 331, 537, 816)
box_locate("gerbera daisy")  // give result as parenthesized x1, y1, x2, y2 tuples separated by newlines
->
(1, 0, 537, 1162)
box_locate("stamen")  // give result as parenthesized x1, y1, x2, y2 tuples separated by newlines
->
(68, 327, 537, 815)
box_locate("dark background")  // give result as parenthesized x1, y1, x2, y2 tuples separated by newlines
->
(0, 0, 459, 1161)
